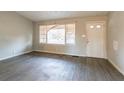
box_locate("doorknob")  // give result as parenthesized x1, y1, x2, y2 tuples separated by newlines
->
(86, 39, 90, 44)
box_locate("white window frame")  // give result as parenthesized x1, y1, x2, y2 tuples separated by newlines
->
(39, 23, 75, 45)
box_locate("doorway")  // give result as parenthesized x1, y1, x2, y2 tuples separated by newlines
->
(86, 21, 106, 58)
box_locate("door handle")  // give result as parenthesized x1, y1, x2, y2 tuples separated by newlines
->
(86, 39, 90, 44)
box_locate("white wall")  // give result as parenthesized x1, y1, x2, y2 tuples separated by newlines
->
(33, 16, 107, 56)
(108, 12, 124, 75)
(0, 12, 33, 60)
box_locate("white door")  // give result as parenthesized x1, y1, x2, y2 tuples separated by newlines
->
(86, 21, 106, 58)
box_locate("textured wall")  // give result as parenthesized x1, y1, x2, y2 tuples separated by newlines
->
(108, 12, 124, 75)
(33, 16, 107, 56)
(0, 12, 33, 60)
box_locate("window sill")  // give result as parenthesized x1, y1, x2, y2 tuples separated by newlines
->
(39, 43, 75, 46)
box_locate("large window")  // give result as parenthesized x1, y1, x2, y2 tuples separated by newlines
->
(39, 23, 75, 44)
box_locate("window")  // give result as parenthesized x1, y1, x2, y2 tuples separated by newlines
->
(47, 25, 65, 44)
(88, 24, 103, 32)
(66, 24, 75, 44)
(39, 23, 75, 44)
(39, 26, 47, 43)
(96, 25, 101, 28)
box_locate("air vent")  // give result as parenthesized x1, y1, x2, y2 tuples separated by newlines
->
(72, 56, 79, 57)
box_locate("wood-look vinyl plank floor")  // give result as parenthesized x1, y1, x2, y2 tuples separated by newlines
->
(0, 52, 124, 81)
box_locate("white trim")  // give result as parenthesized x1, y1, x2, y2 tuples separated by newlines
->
(39, 23, 75, 45)
(86, 55, 108, 59)
(34, 50, 107, 59)
(86, 21, 107, 59)
(0, 51, 32, 61)
(108, 58, 124, 76)
(34, 50, 86, 57)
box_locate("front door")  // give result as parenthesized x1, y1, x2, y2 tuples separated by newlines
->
(86, 21, 106, 58)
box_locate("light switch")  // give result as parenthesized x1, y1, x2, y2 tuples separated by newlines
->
(113, 40, 118, 51)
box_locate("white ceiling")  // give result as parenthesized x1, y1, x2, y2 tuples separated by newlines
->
(16, 11, 108, 22)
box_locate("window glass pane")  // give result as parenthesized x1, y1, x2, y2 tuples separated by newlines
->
(39, 26, 46, 32)
(40, 35, 46, 39)
(47, 25, 65, 44)
(47, 25, 55, 31)
(39, 25, 47, 43)
(40, 31, 46, 35)
(66, 24, 75, 44)
(40, 38, 46, 43)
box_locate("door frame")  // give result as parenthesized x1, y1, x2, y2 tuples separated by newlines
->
(85, 21, 107, 59)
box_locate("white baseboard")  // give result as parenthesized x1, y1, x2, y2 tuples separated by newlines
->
(34, 50, 108, 59)
(0, 50, 32, 61)
(34, 50, 86, 57)
(108, 58, 124, 76)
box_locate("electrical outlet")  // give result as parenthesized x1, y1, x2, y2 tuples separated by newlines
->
(113, 40, 118, 51)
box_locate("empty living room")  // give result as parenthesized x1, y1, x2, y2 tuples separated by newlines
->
(0, 11, 124, 81)
(1, 0, 124, 93)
